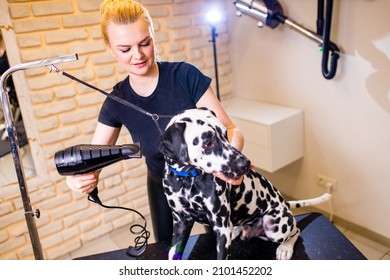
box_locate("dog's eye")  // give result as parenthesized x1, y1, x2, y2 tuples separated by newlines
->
(202, 140, 214, 149)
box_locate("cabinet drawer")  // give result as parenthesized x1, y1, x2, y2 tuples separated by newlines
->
(231, 117, 269, 148)
(242, 141, 271, 170)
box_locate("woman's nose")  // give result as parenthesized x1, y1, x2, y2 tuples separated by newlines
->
(131, 46, 143, 59)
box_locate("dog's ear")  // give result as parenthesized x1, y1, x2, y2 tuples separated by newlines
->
(157, 122, 189, 164)
(198, 107, 216, 117)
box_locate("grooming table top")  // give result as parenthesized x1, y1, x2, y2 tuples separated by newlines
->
(76, 212, 367, 260)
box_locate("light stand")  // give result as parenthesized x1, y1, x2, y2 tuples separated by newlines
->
(207, 10, 222, 101)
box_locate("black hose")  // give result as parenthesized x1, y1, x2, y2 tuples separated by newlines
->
(317, 0, 324, 35)
(321, 0, 340, 79)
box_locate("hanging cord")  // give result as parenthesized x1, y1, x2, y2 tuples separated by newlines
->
(87, 189, 150, 257)
(48, 65, 173, 134)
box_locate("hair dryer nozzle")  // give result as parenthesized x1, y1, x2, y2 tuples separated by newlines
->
(234, 0, 284, 29)
(54, 143, 142, 176)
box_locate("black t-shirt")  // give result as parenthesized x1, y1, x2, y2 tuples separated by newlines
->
(0, 51, 15, 91)
(98, 61, 212, 177)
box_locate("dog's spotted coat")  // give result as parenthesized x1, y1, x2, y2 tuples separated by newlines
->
(157, 108, 330, 260)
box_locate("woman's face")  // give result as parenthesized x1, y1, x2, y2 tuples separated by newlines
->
(106, 18, 155, 77)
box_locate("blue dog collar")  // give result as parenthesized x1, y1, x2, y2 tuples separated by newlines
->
(168, 166, 200, 177)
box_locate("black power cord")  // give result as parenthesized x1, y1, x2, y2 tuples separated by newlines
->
(88, 188, 150, 257)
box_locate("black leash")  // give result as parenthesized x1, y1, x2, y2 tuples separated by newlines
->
(58, 68, 173, 134)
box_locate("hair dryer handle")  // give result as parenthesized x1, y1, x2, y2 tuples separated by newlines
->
(88, 187, 101, 204)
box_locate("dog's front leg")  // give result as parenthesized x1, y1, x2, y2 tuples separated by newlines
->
(168, 214, 194, 260)
(213, 224, 233, 260)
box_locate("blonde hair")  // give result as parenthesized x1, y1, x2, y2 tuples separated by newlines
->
(100, 0, 154, 43)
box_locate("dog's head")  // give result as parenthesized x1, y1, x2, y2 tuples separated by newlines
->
(157, 108, 251, 180)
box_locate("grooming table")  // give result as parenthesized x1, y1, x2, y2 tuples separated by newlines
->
(76, 213, 367, 260)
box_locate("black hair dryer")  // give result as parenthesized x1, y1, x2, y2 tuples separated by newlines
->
(54, 143, 142, 176)
(54, 143, 150, 258)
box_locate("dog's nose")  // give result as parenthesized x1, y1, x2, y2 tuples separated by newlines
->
(236, 157, 251, 172)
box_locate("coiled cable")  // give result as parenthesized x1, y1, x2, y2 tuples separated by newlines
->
(88, 189, 150, 257)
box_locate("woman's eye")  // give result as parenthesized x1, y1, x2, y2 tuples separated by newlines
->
(140, 41, 150, 47)
(119, 48, 130, 53)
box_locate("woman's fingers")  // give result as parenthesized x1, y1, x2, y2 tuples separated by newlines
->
(66, 173, 99, 194)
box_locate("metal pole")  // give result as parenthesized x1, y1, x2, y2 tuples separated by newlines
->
(210, 26, 220, 101)
(0, 54, 78, 259)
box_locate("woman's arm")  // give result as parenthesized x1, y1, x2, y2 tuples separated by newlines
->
(196, 86, 244, 151)
(196, 87, 247, 185)
(91, 122, 121, 145)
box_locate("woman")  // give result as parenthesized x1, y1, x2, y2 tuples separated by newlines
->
(66, 0, 244, 242)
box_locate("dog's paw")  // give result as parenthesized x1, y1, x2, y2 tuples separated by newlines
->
(275, 243, 294, 260)
(168, 245, 183, 260)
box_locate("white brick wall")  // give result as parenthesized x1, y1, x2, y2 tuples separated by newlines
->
(1, 0, 232, 259)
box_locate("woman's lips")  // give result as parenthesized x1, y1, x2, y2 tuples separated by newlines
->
(133, 60, 147, 68)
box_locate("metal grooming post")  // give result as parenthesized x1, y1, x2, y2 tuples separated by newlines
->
(0, 54, 78, 259)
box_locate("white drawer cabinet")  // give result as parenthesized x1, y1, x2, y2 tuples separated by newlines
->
(223, 98, 304, 173)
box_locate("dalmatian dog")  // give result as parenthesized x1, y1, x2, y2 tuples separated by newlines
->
(157, 107, 331, 260)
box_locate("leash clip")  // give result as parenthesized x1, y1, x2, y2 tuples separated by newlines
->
(151, 114, 159, 121)
(47, 64, 63, 75)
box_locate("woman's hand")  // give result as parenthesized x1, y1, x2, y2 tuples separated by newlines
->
(213, 163, 254, 185)
(66, 169, 101, 195)
(212, 172, 244, 186)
